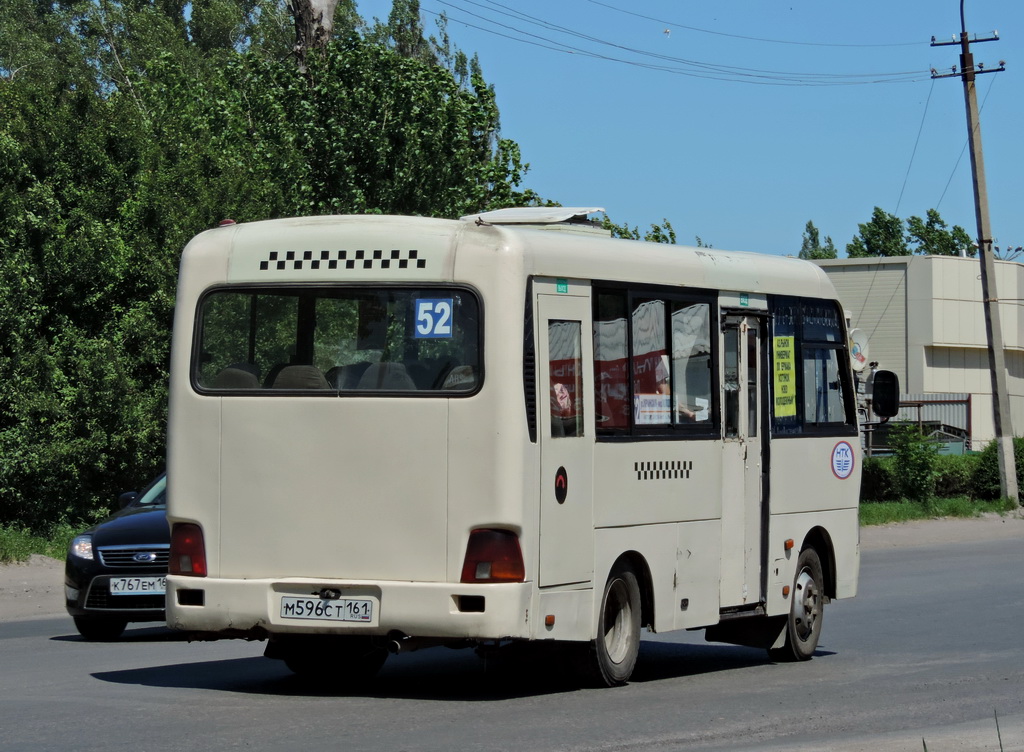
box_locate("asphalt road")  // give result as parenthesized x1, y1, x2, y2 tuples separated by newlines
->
(2, 536, 1022, 752)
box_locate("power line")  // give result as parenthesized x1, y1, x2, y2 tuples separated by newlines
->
(935, 73, 998, 210)
(583, 0, 925, 49)
(427, 1, 930, 86)
(895, 78, 935, 216)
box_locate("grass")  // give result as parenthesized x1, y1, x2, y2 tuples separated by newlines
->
(859, 496, 1019, 526)
(0, 523, 77, 564)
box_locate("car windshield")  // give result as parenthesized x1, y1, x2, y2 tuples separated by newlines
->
(132, 474, 167, 508)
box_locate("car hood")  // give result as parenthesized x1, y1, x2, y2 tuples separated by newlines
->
(89, 506, 170, 547)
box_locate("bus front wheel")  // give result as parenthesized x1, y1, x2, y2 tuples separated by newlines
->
(581, 564, 642, 687)
(769, 547, 824, 662)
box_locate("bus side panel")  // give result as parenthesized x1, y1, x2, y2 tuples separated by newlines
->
(167, 230, 230, 577)
(766, 435, 860, 614)
(766, 508, 860, 616)
(447, 234, 537, 584)
(593, 524, 677, 635)
(445, 365, 536, 583)
(770, 435, 861, 516)
(592, 440, 723, 529)
(674, 519, 722, 629)
(593, 519, 732, 634)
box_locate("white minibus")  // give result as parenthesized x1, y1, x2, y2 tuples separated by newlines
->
(166, 208, 896, 687)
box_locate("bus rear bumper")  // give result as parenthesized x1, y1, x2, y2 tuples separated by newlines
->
(166, 575, 534, 642)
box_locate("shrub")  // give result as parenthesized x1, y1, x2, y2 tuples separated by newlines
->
(861, 456, 895, 502)
(934, 453, 980, 498)
(887, 425, 939, 503)
(971, 437, 1024, 502)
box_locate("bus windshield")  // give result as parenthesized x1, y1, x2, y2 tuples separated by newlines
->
(194, 286, 481, 393)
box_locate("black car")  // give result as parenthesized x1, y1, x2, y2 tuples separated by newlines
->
(64, 473, 169, 640)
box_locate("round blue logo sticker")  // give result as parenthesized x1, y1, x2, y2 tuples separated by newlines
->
(831, 441, 855, 480)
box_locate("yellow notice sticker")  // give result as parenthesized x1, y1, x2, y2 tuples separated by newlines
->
(773, 336, 797, 417)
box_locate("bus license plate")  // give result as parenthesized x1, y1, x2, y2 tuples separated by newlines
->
(110, 576, 166, 595)
(280, 596, 374, 623)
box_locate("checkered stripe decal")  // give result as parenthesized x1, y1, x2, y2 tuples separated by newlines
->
(259, 249, 426, 271)
(635, 460, 692, 481)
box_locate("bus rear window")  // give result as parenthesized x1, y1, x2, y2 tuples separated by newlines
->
(194, 287, 481, 394)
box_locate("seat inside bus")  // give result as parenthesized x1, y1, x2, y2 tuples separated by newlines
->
(356, 362, 417, 390)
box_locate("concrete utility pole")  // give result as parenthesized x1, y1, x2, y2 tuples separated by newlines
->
(931, 1, 1018, 503)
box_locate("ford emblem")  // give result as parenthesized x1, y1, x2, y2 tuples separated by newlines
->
(132, 552, 157, 563)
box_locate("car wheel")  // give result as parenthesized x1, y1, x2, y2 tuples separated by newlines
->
(73, 616, 128, 641)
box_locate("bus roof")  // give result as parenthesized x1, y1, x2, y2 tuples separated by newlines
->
(185, 213, 837, 301)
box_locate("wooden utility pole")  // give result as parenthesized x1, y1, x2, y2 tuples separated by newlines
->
(931, 1, 1017, 503)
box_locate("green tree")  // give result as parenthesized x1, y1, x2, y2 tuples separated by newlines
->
(384, 0, 433, 62)
(602, 216, 678, 244)
(846, 207, 908, 258)
(0, 0, 538, 532)
(845, 207, 975, 259)
(906, 209, 975, 257)
(799, 220, 837, 260)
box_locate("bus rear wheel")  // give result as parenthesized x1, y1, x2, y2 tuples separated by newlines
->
(580, 564, 641, 687)
(769, 547, 824, 662)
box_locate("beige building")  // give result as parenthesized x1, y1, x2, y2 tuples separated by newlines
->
(815, 255, 1024, 446)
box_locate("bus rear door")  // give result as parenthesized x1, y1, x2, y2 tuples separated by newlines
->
(537, 290, 595, 588)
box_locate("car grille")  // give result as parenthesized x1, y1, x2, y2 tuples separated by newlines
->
(85, 580, 165, 611)
(97, 545, 170, 568)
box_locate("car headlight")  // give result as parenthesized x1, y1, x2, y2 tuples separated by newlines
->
(70, 534, 94, 560)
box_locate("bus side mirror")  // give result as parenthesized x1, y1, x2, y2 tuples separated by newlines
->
(871, 370, 900, 418)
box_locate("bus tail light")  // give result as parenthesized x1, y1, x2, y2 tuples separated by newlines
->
(461, 529, 525, 583)
(170, 523, 207, 577)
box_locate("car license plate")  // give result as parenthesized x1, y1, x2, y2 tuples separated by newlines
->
(109, 576, 166, 595)
(280, 596, 374, 623)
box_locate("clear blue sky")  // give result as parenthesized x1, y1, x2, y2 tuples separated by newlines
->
(356, 1, 1023, 257)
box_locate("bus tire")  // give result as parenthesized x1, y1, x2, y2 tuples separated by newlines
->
(769, 547, 824, 662)
(581, 564, 642, 687)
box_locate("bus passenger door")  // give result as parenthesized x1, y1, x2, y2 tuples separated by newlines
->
(720, 315, 764, 607)
(537, 293, 595, 588)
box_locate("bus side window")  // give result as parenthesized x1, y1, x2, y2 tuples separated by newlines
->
(549, 320, 583, 438)
(723, 327, 740, 437)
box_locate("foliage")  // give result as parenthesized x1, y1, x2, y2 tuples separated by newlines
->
(846, 207, 908, 257)
(907, 209, 975, 257)
(933, 453, 979, 499)
(860, 456, 895, 502)
(0, 522, 76, 563)
(602, 216, 678, 244)
(845, 206, 974, 258)
(0, 0, 537, 532)
(864, 452, 979, 503)
(798, 220, 837, 260)
(971, 437, 1024, 503)
(859, 496, 1016, 526)
(886, 425, 939, 503)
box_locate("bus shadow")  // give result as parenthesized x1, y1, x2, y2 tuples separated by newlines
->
(52, 626, 192, 643)
(91, 640, 827, 699)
